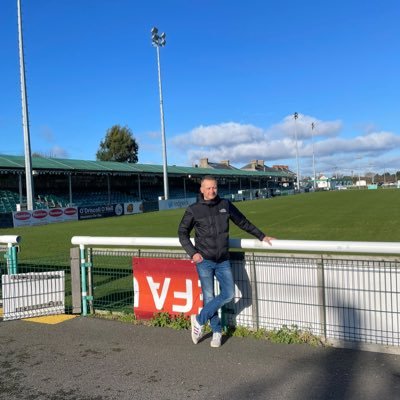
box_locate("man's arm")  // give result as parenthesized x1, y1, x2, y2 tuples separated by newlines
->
(178, 208, 198, 258)
(229, 201, 274, 245)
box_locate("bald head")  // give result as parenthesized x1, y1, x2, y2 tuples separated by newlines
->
(200, 177, 218, 201)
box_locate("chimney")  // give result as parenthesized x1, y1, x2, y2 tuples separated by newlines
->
(200, 158, 209, 168)
(220, 160, 230, 166)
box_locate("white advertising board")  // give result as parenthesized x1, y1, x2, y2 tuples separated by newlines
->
(158, 197, 196, 211)
(12, 207, 78, 227)
(124, 201, 143, 215)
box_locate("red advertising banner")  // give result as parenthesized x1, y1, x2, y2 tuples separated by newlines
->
(133, 257, 203, 319)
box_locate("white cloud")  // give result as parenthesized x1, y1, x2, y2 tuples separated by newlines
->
(172, 122, 264, 147)
(50, 146, 68, 158)
(168, 114, 400, 175)
(299, 132, 400, 175)
(32, 146, 69, 158)
(40, 126, 55, 142)
(146, 130, 160, 140)
(171, 114, 342, 165)
(36, 126, 69, 158)
(266, 113, 342, 140)
(313, 131, 400, 156)
(187, 137, 296, 165)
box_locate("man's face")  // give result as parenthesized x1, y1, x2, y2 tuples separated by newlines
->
(200, 179, 218, 201)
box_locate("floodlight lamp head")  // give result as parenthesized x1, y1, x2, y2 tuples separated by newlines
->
(160, 32, 166, 39)
(294, 112, 298, 119)
(151, 27, 158, 35)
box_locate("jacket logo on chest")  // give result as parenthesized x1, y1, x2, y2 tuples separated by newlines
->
(219, 208, 227, 213)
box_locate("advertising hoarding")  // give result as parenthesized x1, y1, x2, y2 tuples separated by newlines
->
(133, 257, 203, 319)
(13, 207, 79, 227)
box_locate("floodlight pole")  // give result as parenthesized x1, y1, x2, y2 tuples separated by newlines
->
(151, 27, 169, 200)
(311, 122, 317, 189)
(293, 112, 301, 191)
(17, 0, 34, 210)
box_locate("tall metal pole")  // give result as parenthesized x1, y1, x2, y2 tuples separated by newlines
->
(383, 165, 386, 185)
(311, 122, 317, 189)
(17, 0, 34, 210)
(293, 112, 301, 191)
(156, 45, 169, 200)
(368, 163, 375, 184)
(357, 155, 362, 189)
(151, 27, 169, 200)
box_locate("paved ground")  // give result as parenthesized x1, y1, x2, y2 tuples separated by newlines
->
(0, 316, 399, 400)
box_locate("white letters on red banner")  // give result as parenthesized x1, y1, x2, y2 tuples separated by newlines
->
(133, 258, 203, 319)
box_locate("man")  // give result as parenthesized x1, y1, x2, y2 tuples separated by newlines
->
(178, 175, 274, 348)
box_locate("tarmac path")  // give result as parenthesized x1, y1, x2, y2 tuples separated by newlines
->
(0, 316, 399, 400)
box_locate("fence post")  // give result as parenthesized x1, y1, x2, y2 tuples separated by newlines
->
(317, 255, 327, 340)
(5, 244, 18, 275)
(87, 248, 95, 314)
(70, 247, 82, 314)
(250, 252, 259, 331)
(79, 245, 89, 316)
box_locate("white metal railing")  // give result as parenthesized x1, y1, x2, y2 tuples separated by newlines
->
(0, 235, 21, 246)
(70, 236, 400, 352)
(0, 235, 21, 274)
(71, 236, 400, 255)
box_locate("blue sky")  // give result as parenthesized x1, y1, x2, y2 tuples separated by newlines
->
(1, 0, 400, 178)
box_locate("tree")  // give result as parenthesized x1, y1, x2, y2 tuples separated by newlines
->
(96, 125, 139, 163)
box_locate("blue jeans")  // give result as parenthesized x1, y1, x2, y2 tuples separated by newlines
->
(195, 259, 235, 333)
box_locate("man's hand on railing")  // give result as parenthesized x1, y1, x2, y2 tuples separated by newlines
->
(263, 236, 276, 246)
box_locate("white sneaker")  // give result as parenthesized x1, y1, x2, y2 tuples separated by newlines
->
(210, 332, 222, 348)
(191, 315, 204, 344)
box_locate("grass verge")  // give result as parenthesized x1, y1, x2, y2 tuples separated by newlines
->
(93, 310, 325, 347)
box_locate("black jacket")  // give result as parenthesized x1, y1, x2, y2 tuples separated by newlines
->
(178, 195, 265, 262)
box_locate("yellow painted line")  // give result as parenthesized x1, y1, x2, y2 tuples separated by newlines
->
(23, 314, 77, 325)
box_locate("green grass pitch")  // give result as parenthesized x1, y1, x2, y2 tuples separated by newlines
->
(1, 190, 400, 260)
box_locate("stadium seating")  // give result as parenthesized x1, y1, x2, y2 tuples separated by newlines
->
(0, 190, 67, 213)
(70, 191, 141, 206)
(0, 190, 20, 213)
(0, 190, 144, 212)
(0, 184, 258, 214)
